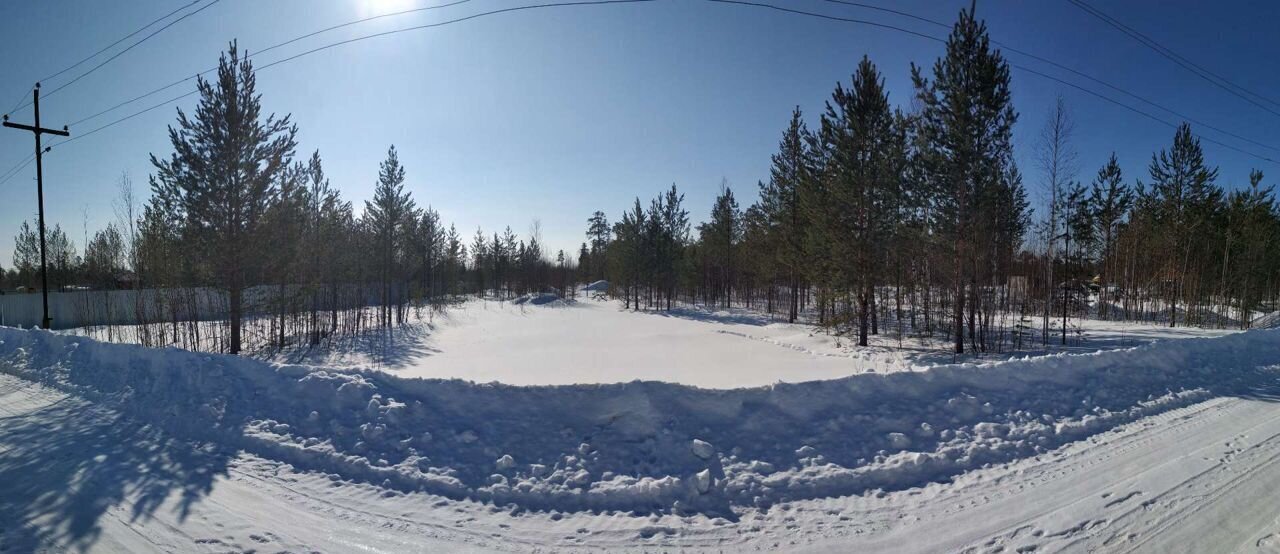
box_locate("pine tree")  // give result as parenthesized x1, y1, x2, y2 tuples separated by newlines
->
(364, 145, 416, 327)
(150, 42, 297, 353)
(613, 199, 647, 309)
(264, 160, 307, 348)
(12, 221, 40, 289)
(470, 227, 488, 294)
(412, 207, 444, 301)
(45, 225, 77, 293)
(1089, 153, 1132, 318)
(699, 182, 741, 308)
(301, 150, 351, 342)
(1145, 123, 1221, 326)
(501, 227, 519, 296)
(1225, 170, 1275, 325)
(577, 242, 590, 284)
(819, 56, 896, 346)
(586, 211, 611, 280)
(444, 224, 463, 298)
(911, 8, 1017, 353)
(84, 224, 126, 288)
(761, 107, 810, 323)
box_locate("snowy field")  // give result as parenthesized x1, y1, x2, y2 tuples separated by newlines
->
(272, 295, 1240, 388)
(3, 310, 1280, 552)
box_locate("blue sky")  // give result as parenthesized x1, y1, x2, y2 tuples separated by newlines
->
(2, 0, 1278, 266)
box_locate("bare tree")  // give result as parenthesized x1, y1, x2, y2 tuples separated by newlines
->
(1035, 96, 1078, 344)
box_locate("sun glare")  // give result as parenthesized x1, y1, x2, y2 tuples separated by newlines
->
(357, 0, 419, 17)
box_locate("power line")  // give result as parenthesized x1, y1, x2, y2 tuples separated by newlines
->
(9, 0, 224, 113)
(249, 0, 474, 61)
(0, 153, 36, 187)
(68, 74, 197, 128)
(820, 0, 950, 30)
(67, 0, 475, 128)
(707, 0, 942, 42)
(252, 0, 659, 73)
(7, 0, 206, 116)
(39, 0, 1279, 167)
(1065, 0, 1280, 117)
(56, 90, 199, 148)
(72, 0, 1280, 158)
(707, 0, 1276, 164)
(42, 0, 207, 86)
(49, 0, 657, 151)
(1013, 63, 1275, 163)
(817, 0, 1280, 155)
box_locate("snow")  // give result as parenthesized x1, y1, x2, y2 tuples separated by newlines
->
(1253, 309, 1280, 329)
(276, 296, 1237, 388)
(690, 439, 716, 460)
(3, 301, 1280, 551)
(510, 291, 563, 306)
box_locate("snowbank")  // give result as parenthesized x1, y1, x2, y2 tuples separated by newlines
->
(1253, 310, 1280, 329)
(1, 325, 1277, 516)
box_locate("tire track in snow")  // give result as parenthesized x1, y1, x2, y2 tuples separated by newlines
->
(955, 396, 1280, 553)
(880, 397, 1247, 553)
(1100, 405, 1280, 553)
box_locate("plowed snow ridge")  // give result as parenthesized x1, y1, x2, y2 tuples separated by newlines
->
(2, 325, 1279, 519)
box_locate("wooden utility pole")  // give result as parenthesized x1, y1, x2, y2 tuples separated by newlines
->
(3, 83, 70, 330)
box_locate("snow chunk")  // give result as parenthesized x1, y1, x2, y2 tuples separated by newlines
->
(974, 422, 1009, 439)
(887, 433, 912, 449)
(694, 469, 713, 494)
(495, 454, 515, 471)
(691, 439, 715, 460)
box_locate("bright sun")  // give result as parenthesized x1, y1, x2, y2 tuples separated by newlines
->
(357, 0, 419, 17)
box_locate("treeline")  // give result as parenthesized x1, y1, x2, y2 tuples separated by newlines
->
(4, 43, 575, 354)
(582, 9, 1280, 354)
(7, 12, 1279, 358)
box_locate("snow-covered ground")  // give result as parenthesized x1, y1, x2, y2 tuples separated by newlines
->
(3, 313, 1280, 552)
(272, 296, 1239, 388)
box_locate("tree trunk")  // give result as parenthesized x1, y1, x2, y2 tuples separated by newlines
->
(229, 286, 242, 355)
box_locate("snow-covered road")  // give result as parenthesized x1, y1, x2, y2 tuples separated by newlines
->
(3, 364, 1280, 551)
(4, 307, 1280, 553)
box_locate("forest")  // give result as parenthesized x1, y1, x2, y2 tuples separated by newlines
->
(4, 11, 1277, 356)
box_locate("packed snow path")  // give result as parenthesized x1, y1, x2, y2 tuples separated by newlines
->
(2, 325, 1279, 552)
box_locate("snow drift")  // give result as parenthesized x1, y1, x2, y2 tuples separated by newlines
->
(1, 325, 1278, 517)
(1253, 310, 1280, 329)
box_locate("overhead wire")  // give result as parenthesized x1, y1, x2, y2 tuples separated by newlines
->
(4, 0, 208, 117)
(707, 0, 1277, 164)
(37, 0, 226, 102)
(67, 0, 475, 128)
(1065, 0, 1280, 117)
(817, 0, 1280, 154)
(48, 0, 658, 151)
(27, 0, 1280, 168)
(0, 153, 37, 187)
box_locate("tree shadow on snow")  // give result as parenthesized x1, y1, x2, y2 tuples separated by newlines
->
(267, 323, 443, 370)
(638, 304, 777, 327)
(0, 395, 234, 553)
